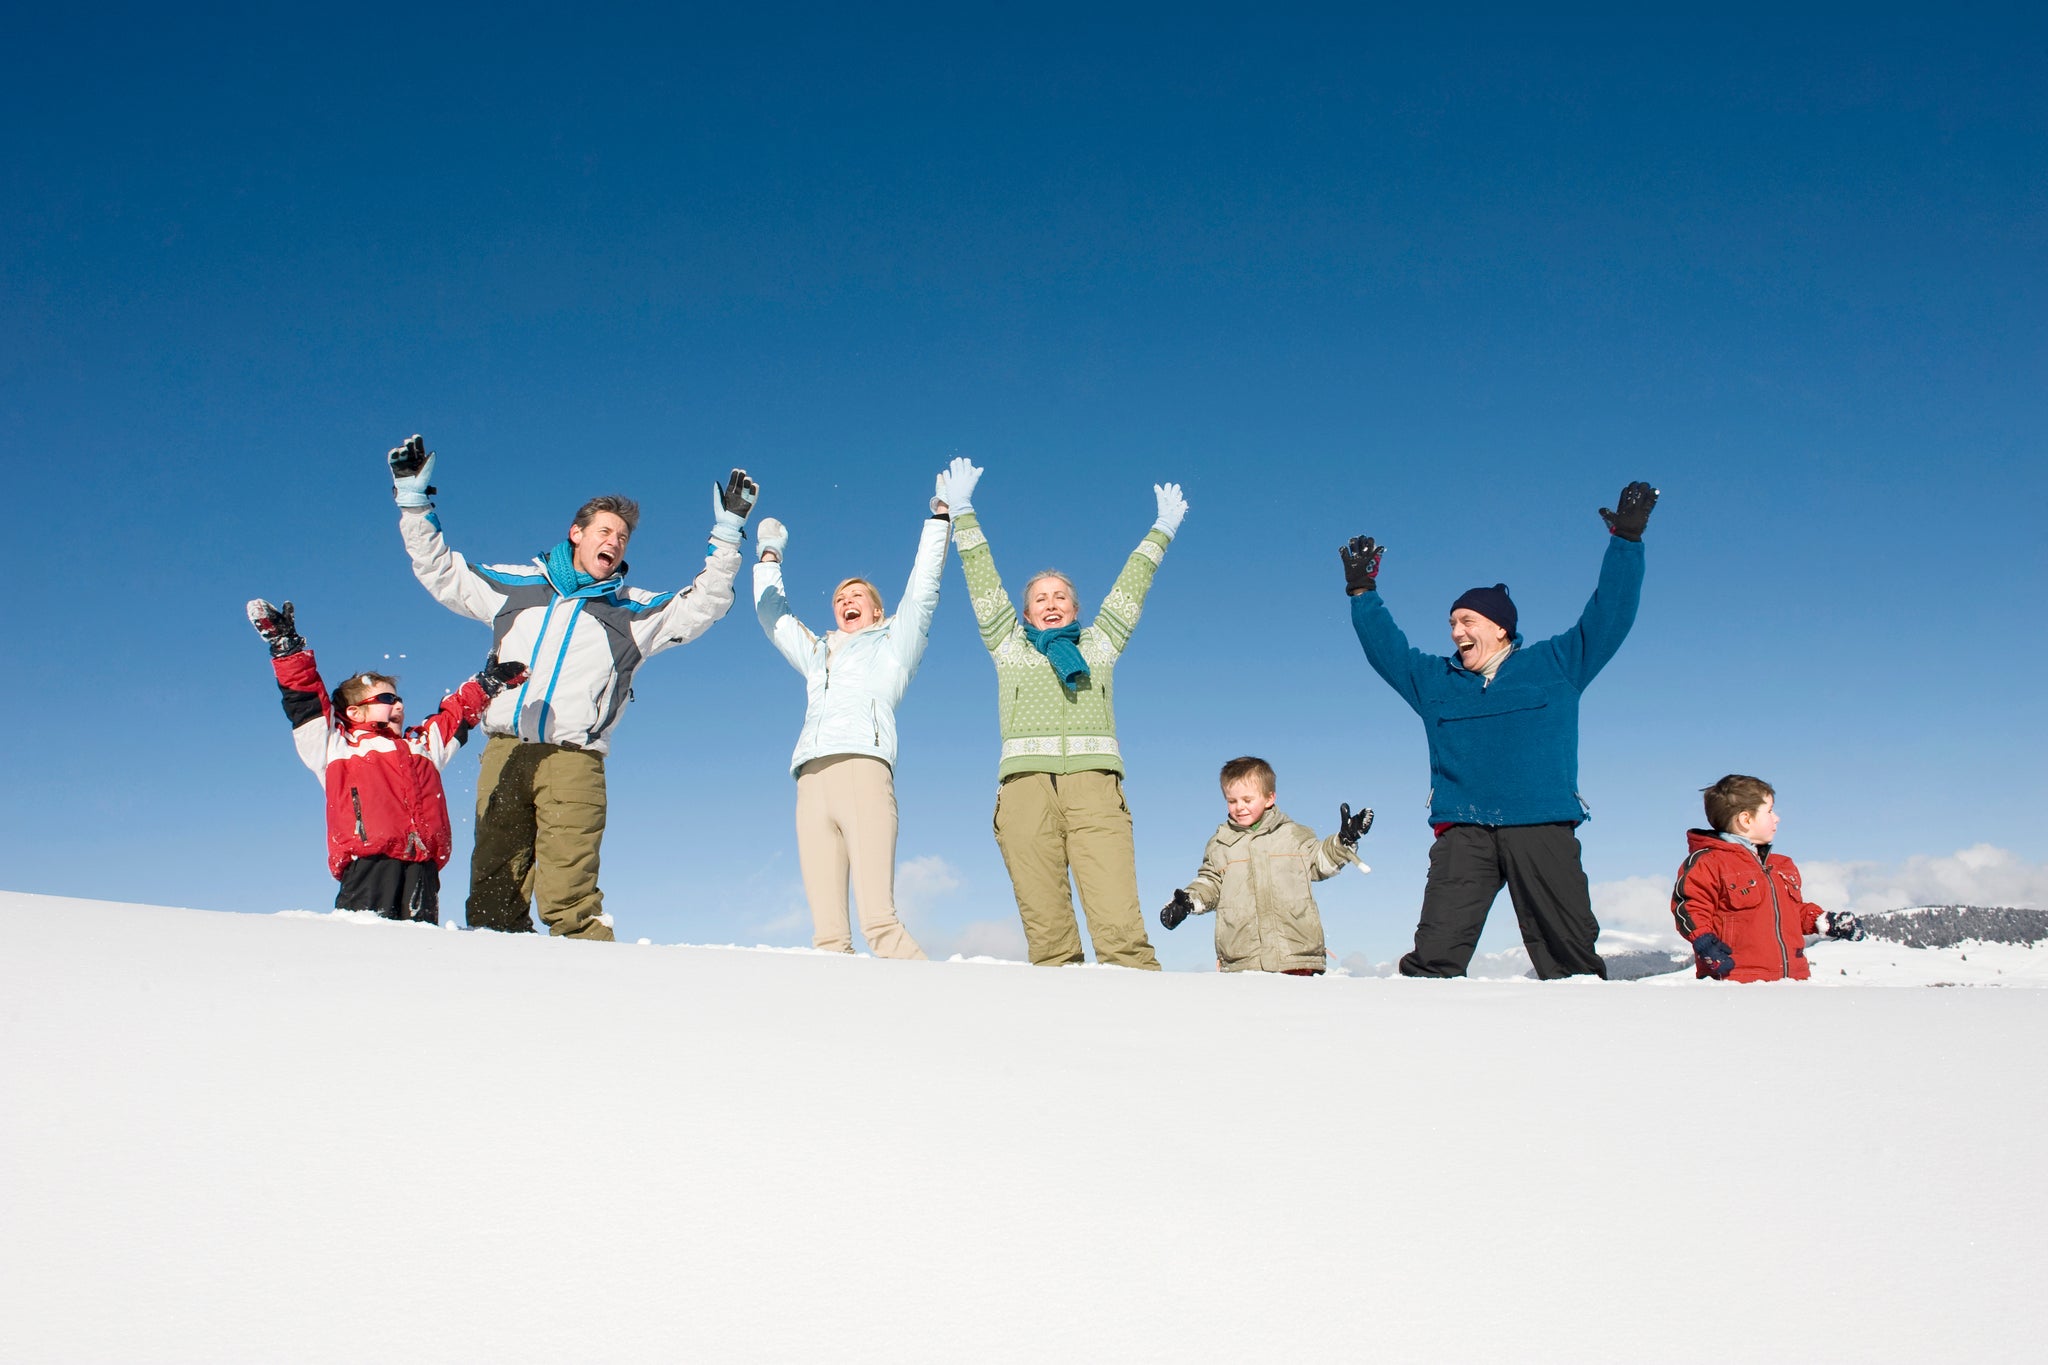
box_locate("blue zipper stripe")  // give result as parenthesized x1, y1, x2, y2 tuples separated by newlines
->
(537, 601, 583, 740)
(513, 596, 561, 739)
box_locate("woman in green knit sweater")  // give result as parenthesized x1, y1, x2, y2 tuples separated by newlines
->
(936, 457, 1187, 969)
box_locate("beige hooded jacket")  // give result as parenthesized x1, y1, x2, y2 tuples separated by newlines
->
(1184, 808, 1358, 973)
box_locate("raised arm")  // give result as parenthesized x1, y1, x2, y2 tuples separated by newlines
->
(751, 517, 822, 675)
(885, 512, 951, 676)
(1090, 482, 1183, 655)
(1343, 537, 1432, 715)
(249, 599, 332, 781)
(1542, 481, 1658, 686)
(942, 460, 1020, 657)
(386, 436, 512, 624)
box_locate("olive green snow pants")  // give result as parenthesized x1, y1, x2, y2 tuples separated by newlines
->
(468, 735, 613, 940)
(993, 770, 1159, 969)
(795, 754, 927, 960)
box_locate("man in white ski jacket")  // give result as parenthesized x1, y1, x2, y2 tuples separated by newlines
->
(388, 435, 757, 939)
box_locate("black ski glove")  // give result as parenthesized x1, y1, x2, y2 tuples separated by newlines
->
(475, 655, 529, 699)
(1823, 910, 1866, 942)
(1337, 803, 1375, 848)
(246, 598, 304, 658)
(1693, 932, 1736, 979)
(1160, 889, 1195, 931)
(1340, 536, 1385, 596)
(1598, 481, 1659, 541)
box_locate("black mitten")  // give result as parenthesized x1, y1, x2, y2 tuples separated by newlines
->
(246, 598, 304, 658)
(1160, 889, 1195, 931)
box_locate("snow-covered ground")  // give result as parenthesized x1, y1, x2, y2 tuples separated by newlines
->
(4, 891, 2044, 1362)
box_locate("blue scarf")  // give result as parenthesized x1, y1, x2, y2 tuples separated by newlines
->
(1024, 622, 1090, 687)
(543, 540, 600, 595)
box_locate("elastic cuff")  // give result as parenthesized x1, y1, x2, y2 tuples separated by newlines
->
(395, 493, 433, 510)
(1151, 519, 1178, 538)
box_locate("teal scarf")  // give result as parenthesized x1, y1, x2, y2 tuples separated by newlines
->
(1024, 622, 1089, 687)
(543, 540, 599, 595)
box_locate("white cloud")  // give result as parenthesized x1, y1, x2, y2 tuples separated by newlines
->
(893, 855, 963, 922)
(940, 918, 1029, 962)
(1592, 874, 1686, 952)
(1798, 844, 2048, 916)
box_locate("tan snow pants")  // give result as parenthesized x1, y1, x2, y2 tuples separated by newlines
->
(795, 754, 927, 959)
(992, 769, 1159, 969)
(468, 735, 613, 940)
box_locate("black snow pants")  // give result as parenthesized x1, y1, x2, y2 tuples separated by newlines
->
(1397, 822, 1606, 980)
(335, 854, 441, 924)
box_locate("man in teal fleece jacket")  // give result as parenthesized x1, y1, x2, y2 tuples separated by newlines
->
(1343, 482, 1658, 979)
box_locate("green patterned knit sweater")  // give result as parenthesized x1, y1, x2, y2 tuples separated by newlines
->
(951, 509, 1172, 778)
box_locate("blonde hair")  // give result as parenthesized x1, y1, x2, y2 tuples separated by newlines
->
(334, 672, 399, 713)
(1219, 756, 1278, 795)
(833, 577, 887, 619)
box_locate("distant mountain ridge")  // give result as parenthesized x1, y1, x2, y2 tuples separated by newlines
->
(1859, 905, 2048, 950)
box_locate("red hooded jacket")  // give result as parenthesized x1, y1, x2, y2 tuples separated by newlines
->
(272, 650, 489, 879)
(1669, 830, 1826, 982)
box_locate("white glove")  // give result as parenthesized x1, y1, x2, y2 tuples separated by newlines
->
(938, 457, 983, 515)
(756, 517, 788, 562)
(1153, 482, 1187, 537)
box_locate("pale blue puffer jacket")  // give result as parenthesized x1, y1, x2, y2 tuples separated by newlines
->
(754, 516, 947, 776)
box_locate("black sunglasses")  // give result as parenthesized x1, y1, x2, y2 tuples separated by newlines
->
(353, 693, 401, 707)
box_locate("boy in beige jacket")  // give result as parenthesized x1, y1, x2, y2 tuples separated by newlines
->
(1159, 757, 1373, 974)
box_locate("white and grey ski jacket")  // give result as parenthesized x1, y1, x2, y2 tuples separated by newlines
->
(401, 508, 740, 756)
(753, 516, 946, 776)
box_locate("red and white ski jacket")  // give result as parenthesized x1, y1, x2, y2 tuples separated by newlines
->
(1669, 830, 1826, 982)
(272, 649, 490, 879)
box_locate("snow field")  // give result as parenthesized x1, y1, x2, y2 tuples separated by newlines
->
(3, 891, 2044, 1363)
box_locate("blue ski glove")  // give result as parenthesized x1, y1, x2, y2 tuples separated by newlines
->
(1693, 932, 1736, 980)
(756, 517, 788, 562)
(937, 457, 982, 515)
(710, 468, 759, 548)
(1152, 482, 1188, 537)
(389, 435, 437, 509)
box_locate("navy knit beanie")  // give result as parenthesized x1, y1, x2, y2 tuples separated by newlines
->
(1451, 583, 1517, 638)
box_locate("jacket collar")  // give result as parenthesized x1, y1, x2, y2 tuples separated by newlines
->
(1217, 807, 1287, 844)
(540, 540, 627, 600)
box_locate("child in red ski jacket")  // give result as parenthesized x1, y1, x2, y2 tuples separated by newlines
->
(1669, 774, 1863, 981)
(248, 599, 525, 922)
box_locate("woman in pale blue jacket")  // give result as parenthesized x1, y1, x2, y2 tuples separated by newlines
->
(753, 494, 949, 959)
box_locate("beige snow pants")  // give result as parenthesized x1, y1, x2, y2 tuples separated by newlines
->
(468, 735, 613, 940)
(794, 754, 927, 960)
(992, 769, 1160, 970)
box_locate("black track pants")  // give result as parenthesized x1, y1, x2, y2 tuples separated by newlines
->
(336, 854, 441, 924)
(1398, 823, 1606, 980)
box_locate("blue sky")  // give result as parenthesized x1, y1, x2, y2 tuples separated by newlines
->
(5, 4, 2043, 967)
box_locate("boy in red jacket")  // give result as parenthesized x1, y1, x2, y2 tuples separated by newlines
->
(1670, 774, 1863, 981)
(248, 599, 525, 923)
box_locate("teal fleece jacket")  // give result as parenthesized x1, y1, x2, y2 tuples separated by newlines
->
(1350, 535, 1644, 827)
